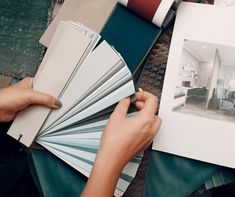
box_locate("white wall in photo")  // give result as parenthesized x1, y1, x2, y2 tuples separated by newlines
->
(198, 61, 213, 87)
(207, 49, 221, 107)
(177, 48, 199, 87)
(219, 65, 235, 91)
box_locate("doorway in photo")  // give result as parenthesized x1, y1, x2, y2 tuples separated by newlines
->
(172, 39, 235, 123)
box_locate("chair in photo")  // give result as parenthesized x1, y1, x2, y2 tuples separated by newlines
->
(220, 90, 235, 113)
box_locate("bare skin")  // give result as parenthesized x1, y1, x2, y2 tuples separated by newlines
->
(0, 77, 61, 122)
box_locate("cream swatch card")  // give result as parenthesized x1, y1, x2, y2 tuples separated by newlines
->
(40, 41, 127, 131)
(8, 25, 95, 146)
(40, 0, 117, 47)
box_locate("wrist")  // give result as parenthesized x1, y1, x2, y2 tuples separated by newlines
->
(81, 149, 125, 197)
(95, 150, 125, 175)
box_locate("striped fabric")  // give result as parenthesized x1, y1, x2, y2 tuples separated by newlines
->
(118, 0, 176, 27)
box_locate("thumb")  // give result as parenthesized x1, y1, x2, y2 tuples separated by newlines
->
(112, 97, 130, 118)
(27, 90, 62, 109)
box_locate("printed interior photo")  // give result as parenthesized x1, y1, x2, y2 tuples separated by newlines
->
(172, 39, 235, 123)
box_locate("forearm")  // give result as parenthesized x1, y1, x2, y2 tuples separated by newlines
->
(81, 151, 124, 197)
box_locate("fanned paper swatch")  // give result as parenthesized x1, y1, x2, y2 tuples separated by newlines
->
(8, 21, 139, 196)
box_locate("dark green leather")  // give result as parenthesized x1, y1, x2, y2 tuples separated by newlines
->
(101, 4, 161, 78)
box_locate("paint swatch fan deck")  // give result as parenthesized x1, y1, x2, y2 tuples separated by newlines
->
(8, 21, 139, 197)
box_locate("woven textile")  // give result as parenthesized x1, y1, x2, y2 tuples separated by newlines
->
(0, 0, 52, 79)
(138, 28, 172, 104)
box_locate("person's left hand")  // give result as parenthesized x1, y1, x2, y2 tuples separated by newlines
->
(0, 77, 61, 122)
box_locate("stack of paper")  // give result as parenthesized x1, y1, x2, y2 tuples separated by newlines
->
(8, 21, 140, 196)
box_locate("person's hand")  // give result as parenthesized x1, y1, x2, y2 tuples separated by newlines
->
(98, 91, 161, 168)
(81, 91, 161, 197)
(0, 77, 61, 122)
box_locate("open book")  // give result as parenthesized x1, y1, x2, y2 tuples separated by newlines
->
(8, 21, 139, 196)
(153, 2, 235, 169)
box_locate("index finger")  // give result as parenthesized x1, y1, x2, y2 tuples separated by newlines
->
(134, 91, 158, 116)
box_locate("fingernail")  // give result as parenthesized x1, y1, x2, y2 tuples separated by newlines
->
(55, 100, 62, 108)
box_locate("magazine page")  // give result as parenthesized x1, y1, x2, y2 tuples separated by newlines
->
(153, 2, 235, 168)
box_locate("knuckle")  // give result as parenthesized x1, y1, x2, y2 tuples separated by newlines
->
(141, 116, 154, 126)
(144, 129, 155, 140)
(151, 95, 158, 106)
(24, 77, 32, 81)
(23, 77, 33, 87)
(155, 96, 158, 104)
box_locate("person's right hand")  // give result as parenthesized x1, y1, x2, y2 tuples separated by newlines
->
(81, 91, 161, 197)
(98, 91, 161, 168)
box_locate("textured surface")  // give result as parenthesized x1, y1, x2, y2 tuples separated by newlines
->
(0, 0, 52, 79)
(138, 28, 172, 103)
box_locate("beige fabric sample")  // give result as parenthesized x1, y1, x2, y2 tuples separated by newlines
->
(40, 0, 117, 47)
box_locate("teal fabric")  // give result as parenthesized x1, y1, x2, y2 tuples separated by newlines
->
(144, 151, 220, 197)
(0, 0, 52, 79)
(29, 148, 86, 197)
(100, 4, 161, 77)
(28, 148, 235, 197)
